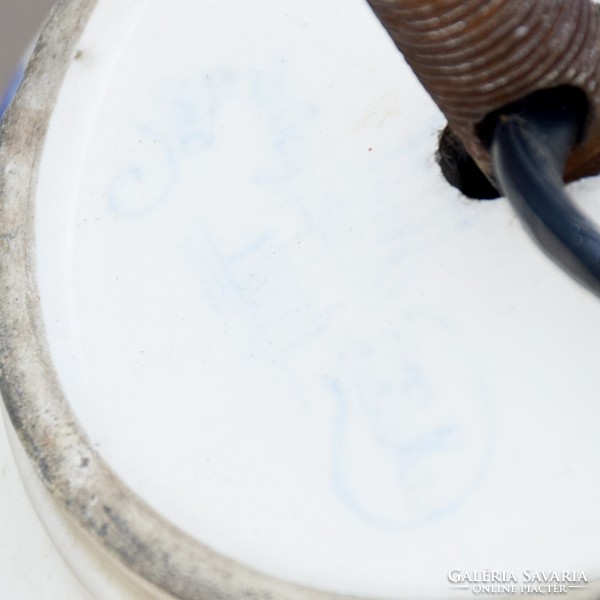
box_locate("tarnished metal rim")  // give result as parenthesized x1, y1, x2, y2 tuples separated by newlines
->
(0, 1, 363, 599)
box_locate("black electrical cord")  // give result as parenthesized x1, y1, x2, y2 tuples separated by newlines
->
(490, 87, 600, 297)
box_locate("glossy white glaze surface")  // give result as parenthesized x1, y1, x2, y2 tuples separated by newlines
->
(33, 0, 600, 597)
(0, 407, 91, 599)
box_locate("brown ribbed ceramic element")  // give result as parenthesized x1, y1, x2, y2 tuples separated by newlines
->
(366, 0, 600, 182)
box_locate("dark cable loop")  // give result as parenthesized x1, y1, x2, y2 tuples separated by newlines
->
(491, 87, 600, 297)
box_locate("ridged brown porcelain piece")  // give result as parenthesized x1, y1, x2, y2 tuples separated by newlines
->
(366, 0, 600, 182)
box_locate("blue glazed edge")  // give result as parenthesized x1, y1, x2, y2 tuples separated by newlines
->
(0, 63, 26, 120)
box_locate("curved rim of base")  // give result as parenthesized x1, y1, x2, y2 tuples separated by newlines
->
(1, 2, 599, 600)
(0, 1, 361, 599)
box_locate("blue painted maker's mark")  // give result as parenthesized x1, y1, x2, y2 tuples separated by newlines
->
(227, 232, 273, 264)
(169, 97, 215, 152)
(246, 69, 318, 185)
(327, 363, 491, 531)
(107, 126, 179, 219)
(185, 224, 266, 316)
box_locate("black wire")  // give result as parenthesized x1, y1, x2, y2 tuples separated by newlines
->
(491, 87, 600, 297)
